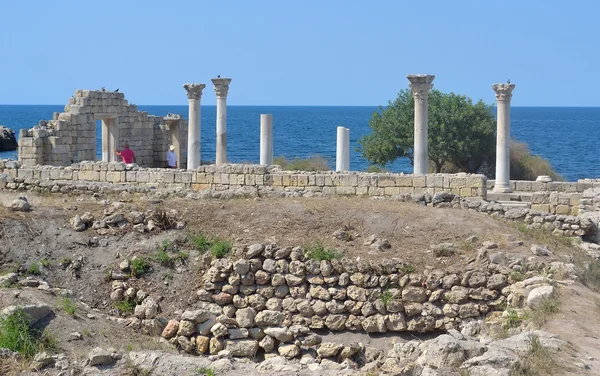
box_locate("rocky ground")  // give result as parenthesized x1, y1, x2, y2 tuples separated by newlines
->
(1, 191, 600, 375)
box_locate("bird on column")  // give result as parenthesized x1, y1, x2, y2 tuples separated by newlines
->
(507, 79, 511, 84)
(217, 75, 220, 78)
(115, 88, 119, 93)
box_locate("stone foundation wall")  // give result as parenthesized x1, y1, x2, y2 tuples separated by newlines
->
(0, 160, 487, 199)
(18, 90, 188, 168)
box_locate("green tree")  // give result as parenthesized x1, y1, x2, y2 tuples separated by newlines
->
(358, 89, 496, 173)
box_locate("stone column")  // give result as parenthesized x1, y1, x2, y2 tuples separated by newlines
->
(336, 126, 350, 172)
(260, 114, 273, 165)
(407, 74, 435, 175)
(212, 78, 232, 165)
(183, 83, 205, 170)
(492, 83, 516, 193)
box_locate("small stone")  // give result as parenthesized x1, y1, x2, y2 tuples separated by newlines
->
(433, 243, 457, 257)
(531, 244, 552, 256)
(70, 216, 86, 231)
(88, 347, 114, 366)
(317, 342, 344, 358)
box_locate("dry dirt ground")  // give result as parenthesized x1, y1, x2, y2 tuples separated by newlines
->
(0, 191, 599, 375)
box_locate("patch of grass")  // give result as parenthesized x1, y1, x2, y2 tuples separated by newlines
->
(211, 239, 232, 259)
(196, 367, 216, 376)
(273, 155, 331, 171)
(503, 308, 523, 329)
(130, 257, 151, 278)
(581, 260, 600, 292)
(26, 263, 41, 276)
(58, 297, 77, 316)
(39, 259, 51, 268)
(59, 257, 72, 269)
(530, 298, 561, 327)
(114, 299, 136, 313)
(509, 271, 525, 283)
(122, 362, 151, 376)
(512, 222, 577, 248)
(380, 289, 393, 305)
(458, 241, 475, 252)
(0, 309, 57, 358)
(306, 241, 343, 261)
(190, 233, 212, 252)
(510, 334, 558, 376)
(399, 265, 415, 274)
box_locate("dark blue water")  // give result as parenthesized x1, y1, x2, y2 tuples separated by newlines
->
(1, 105, 599, 181)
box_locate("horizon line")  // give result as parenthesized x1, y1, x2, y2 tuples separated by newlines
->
(1, 104, 600, 108)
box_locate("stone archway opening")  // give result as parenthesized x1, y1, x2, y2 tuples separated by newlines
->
(95, 115, 118, 162)
(165, 115, 182, 168)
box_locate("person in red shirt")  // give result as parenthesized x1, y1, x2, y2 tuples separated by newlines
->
(114, 143, 136, 164)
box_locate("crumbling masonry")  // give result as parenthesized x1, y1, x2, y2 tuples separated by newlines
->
(18, 90, 188, 168)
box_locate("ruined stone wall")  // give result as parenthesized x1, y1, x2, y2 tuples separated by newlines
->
(18, 90, 187, 168)
(0, 160, 487, 199)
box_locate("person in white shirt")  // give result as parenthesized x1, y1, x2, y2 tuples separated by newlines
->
(166, 145, 177, 168)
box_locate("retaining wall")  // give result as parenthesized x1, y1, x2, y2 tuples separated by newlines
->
(0, 160, 487, 199)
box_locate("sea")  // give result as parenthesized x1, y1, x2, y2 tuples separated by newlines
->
(0, 105, 599, 182)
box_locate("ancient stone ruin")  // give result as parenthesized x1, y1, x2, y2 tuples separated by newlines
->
(17, 90, 188, 168)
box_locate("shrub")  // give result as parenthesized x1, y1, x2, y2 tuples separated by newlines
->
(399, 265, 415, 274)
(59, 297, 77, 316)
(509, 271, 525, 283)
(211, 239, 232, 259)
(190, 233, 212, 252)
(306, 242, 343, 261)
(40, 259, 51, 268)
(510, 335, 557, 376)
(503, 308, 523, 329)
(115, 299, 136, 313)
(365, 165, 390, 173)
(130, 257, 151, 277)
(0, 309, 57, 358)
(27, 263, 41, 276)
(530, 298, 560, 327)
(273, 155, 331, 171)
(510, 141, 563, 181)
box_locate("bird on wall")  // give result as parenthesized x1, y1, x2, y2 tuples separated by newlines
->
(217, 75, 220, 78)
(101, 87, 106, 92)
(507, 79, 511, 84)
(115, 88, 119, 93)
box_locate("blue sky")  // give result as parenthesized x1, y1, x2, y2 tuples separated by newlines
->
(0, 0, 597, 106)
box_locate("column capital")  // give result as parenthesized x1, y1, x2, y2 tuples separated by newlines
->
(492, 83, 515, 102)
(211, 78, 232, 98)
(183, 83, 206, 100)
(407, 74, 435, 101)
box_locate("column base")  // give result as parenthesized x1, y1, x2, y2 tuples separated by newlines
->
(493, 184, 513, 193)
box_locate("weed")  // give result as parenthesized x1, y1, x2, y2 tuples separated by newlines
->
(196, 367, 216, 376)
(126, 344, 133, 352)
(509, 271, 525, 283)
(530, 298, 560, 327)
(149, 208, 176, 230)
(27, 263, 41, 276)
(190, 233, 212, 252)
(399, 265, 415, 274)
(581, 260, 600, 291)
(306, 241, 343, 261)
(379, 289, 393, 305)
(211, 239, 232, 259)
(510, 334, 557, 376)
(59, 257, 72, 269)
(0, 309, 57, 358)
(458, 241, 475, 252)
(130, 257, 151, 277)
(114, 299, 136, 313)
(122, 361, 151, 376)
(39, 259, 51, 268)
(58, 297, 77, 316)
(503, 308, 523, 329)
(511, 222, 577, 248)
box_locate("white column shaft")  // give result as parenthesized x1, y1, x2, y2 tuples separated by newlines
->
(187, 98, 201, 170)
(260, 114, 273, 165)
(216, 96, 227, 165)
(336, 126, 350, 172)
(494, 100, 511, 191)
(414, 99, 429, 175)
(101, 120, 109, 162)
